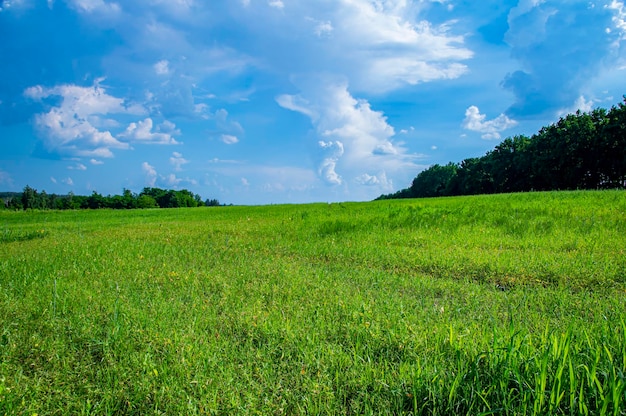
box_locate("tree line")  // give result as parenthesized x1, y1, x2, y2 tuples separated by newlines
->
(378, 97, 626, 200)
(1, 187, 222, 210)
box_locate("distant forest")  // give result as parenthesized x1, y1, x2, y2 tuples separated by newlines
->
(378, 97, 626, 200)
(0, 187, 221, 210)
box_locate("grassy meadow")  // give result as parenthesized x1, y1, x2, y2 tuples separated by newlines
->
(1, 190, 625, 415)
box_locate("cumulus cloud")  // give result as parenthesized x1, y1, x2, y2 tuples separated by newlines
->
(307, 18, 333, 37)
(229, 0, 472, 93)
(90, 158, 104, 165)
(215, 109, 244, 135)
(208, 108, 244, 143)
(277, 78, 415, 190)
(268, 0, 284, 9)
(325, 0, 472, 92)
(62, 177, 74, 186)
(221, 134, 239, 144)
(318, 140, 344, 185)
(557, 95, 595, 117)
(154, 60, 170, 75)
(607, 0, 626, 41)
(278, 80, 398, 160)
(462, 105, 518, 140)
(169, 151, 189, 171)
(162, 173, 182, 187)
(142, 162, 157, 187)
(66, 0, 121, 15)
(23, 80, 148, 158)
(68, 162, 87, 171)
(162, 172, 197, 187)
(120, 118, 180, 145)
(142, 160, 197, 188)
(355, 171, 392, 189)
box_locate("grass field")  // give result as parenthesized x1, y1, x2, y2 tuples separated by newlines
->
(1, 190, 625, 415)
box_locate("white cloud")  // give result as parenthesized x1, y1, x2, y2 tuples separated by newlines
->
(230, 0, 472, 94)
(373, 142, 398, 155)
(215, 109, 244, 135)
(318, 140, 344, 185)
(50, 177, 57, 184)
(170, 151, 189, 171)
(275, 94, 317, 119)
(142, 160, 196, 189)
(68, 163, 87, 171)
(462, 106, 518, 140)
(162, 173, 182, 187)
(324, 0, 473, 92)
(221, 134, 239, 145)
(268, 0, 284, 9)
(194, 103, 210, 119)
(208, 158, 244, 164)
(314, 20, 333, 37)
(159, 120, 181, 134)
(62, 177, 74, 186)
(154, 60, 170, 75)
(278, 79, 415, 190)
(355, 171, 392, 190)
(90, 158, 104, 165)
(161, 173, 197, 187)
(355, 173, 379, 186)
(0, 0, 29, 12)
(607, 0, 626, 42)
(24, 80, 146, 158)
(142, 162, 157, 187)
(557, 95, 595, 117)
(120, 118, 180, 145)
(66, 0, 120, 14)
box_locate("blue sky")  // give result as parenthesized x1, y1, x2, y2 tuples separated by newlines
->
(1, 0, 625, 205)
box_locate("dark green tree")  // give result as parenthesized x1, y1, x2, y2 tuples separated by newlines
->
(409, 163, 458, 198)
(599, 98, 626, 187)
(137, 194, 158, 208)
(86, 191, 106, 209)
(21, 185, 37, 210)
(483, 135, 532, 193)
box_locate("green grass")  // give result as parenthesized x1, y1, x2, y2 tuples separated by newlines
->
(1, 190, 625, 415)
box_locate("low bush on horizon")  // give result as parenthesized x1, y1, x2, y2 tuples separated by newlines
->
(1, 190, 625, 414)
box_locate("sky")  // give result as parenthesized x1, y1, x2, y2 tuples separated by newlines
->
(1, 0, 625, 205)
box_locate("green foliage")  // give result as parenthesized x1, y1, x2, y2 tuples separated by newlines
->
(409, 162, 457, 198)
(0, 191, 625, 414)
(381, 97, 626, 200)
(139, 187, 203, 208)
(2, 187, 211, 211)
